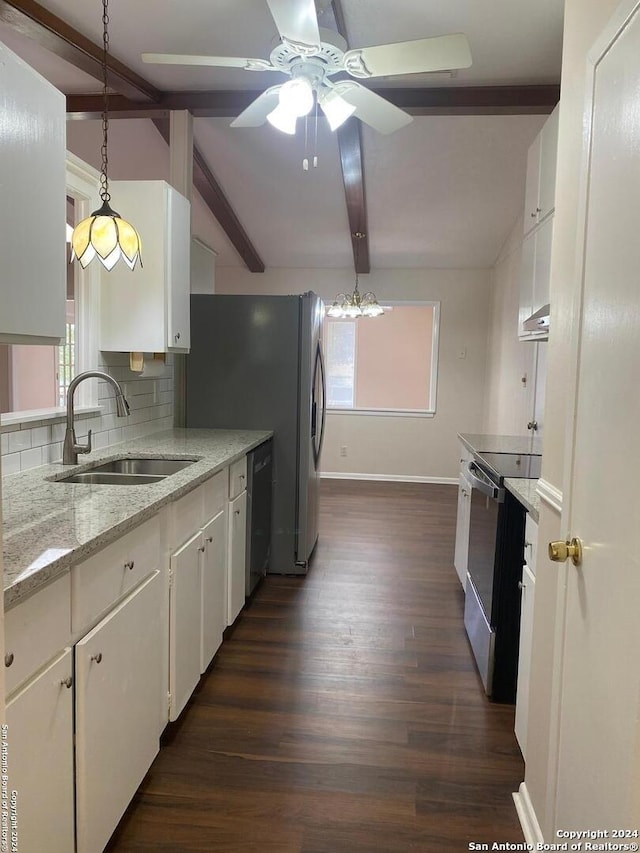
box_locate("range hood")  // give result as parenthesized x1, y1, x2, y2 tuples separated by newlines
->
(522, 303, 550, 337)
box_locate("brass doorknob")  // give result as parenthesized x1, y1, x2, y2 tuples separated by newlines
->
(548, 538, 583, 566)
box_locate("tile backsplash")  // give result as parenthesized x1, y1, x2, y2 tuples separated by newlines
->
(0, 352, 174, 475)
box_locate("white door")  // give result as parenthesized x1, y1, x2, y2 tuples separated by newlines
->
(169, 530, 202, 720)
(554, 0, 640, 829)
(75, 571, 163, 853)
(6, 649, 75, 853)
(201, 509, 227, 673)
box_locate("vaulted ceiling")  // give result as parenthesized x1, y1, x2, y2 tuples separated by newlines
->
(0, 0, 563, 272)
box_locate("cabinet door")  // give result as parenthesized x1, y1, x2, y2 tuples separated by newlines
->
(0, 42, 66, 344)
(453, 474, 471, 588)
(518, 230, 536, 338)
(538, 104, 559, 220)
(523, 132, 542, 236)
(6, 649, 74, 853)
(75, 571, 163, 853)
(228, 490, 247, 626)
(532, 214, 554, 314)
(166, 186, 191, 351)
(201, 509, 227, 673)
(515, 563, 536, 759)
(169, 531, 203, 721)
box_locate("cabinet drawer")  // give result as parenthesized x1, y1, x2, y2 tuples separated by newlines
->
(5, 573, 71, 697)
(71, 515, 160, 634)
(203, 468, 228, 518)
(171, 483, 205, 550)
(229, 456, 247, 500)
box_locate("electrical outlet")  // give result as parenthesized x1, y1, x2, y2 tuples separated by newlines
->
(340, 445, 348, 457)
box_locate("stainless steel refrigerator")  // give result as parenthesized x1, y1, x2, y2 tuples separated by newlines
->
(185, 292, 326, 575)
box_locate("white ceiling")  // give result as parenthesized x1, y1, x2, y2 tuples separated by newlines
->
(0, 0, 564, 270)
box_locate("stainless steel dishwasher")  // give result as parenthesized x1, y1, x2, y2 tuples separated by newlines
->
(245, 439, 273, 597)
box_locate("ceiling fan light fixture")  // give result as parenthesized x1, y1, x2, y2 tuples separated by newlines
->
(279, 77, 314, 117)
(319, 88, 356, 131)
(266, 103, 298, 134)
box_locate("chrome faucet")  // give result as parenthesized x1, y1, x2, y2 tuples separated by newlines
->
(63, 371, 130, 464)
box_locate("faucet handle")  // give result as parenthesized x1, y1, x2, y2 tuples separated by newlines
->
(78, 429, 93, 455)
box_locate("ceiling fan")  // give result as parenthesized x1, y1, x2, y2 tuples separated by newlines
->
(142, 0, 472, 135)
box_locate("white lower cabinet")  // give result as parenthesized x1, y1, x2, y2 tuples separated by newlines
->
(5, 648, 75, 853)
(228, 489, 247, 625)
(201, 508, 227, 672)
(169, 530, 203, 721)
(75, 571, 163, 853)
(515, 516, 538, 760)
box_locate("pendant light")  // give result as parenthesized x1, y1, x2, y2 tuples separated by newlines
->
(327, 233, 384, 319)
(71, 0, 142, 271)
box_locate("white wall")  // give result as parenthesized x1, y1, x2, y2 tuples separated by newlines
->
(217, 266, 491, 481)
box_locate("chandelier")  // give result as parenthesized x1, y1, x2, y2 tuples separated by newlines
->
(71, 0, 142, 271)
(327, 233, 384, 318)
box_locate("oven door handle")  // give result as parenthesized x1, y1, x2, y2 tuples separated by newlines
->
(467, 461, 504, 501)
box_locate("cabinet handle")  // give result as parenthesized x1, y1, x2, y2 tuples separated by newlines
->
(4, 653, 14, 668)
(527, 421, 538, 431)
(61, 676, 73, 689)
(174, 332, 181, 341)
(206, 536, 213, 543)
(518, 581, 526, 591)
(90, 653, 103, 664)
(198, 545, 206, 552)
(235, 509, 241, 515)
(239, 474, 245, 481)
(124, 560, 135, 571)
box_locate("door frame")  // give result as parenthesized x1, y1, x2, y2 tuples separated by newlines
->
(547, 0, 640, 833)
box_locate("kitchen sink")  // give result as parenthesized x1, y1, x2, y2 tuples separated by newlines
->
(53, 456, 198, 485)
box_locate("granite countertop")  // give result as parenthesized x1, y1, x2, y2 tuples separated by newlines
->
(458, 432, 543, 456)
(1, 428, 272, 609)
(504, 478, 540, 523)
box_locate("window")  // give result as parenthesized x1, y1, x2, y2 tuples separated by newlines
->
(323, 302, 439, 415)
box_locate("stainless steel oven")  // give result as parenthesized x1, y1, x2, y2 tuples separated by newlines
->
(463, 451, 541, 701)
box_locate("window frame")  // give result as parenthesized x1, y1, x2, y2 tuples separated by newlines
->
(323, 300, 440, 418)
(0, 153, 102, 427)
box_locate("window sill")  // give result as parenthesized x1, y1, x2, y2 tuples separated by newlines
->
(1, 406, 103, 432)
(326, 409, 435, 418)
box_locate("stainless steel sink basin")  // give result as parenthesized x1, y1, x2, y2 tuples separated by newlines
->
(54, 456, 198, 485)
(86, 458, 196, 476)
(59, 472, 168, 485)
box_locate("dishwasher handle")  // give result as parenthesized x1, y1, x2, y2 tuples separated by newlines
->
(467, 461, 504, 502)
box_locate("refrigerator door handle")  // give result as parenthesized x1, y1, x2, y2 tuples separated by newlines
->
(313, 342, 327, 467)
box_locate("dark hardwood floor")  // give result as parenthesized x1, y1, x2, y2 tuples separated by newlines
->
(108, 480, 525, 852)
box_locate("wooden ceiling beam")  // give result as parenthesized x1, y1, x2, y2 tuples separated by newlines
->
(0, 0, 161, 102)
(67, 85, 560, 120)
(153, 118, 264, 273)
(327, 0, 369, 274)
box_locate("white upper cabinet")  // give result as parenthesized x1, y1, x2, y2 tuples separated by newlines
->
(0, 41, 66, 345)
(523, 104, 559, 236)
(99, 180, 191, 353)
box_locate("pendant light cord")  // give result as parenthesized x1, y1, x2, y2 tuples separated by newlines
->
(353, 231, 365, 300)
(100, 0, 111, 204)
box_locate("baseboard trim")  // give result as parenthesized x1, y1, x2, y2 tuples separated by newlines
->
(537, 478, 563, 514)
(320, 472, 457, 485)
(513, 782, 544, 847)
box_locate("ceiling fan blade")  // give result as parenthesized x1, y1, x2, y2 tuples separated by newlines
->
(343, 33, 472, 79)
(142, 53, 273, 71)
(230, 87, 282, 127)
(265, 0, 321, 48)
(336, 82, 413, 135)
